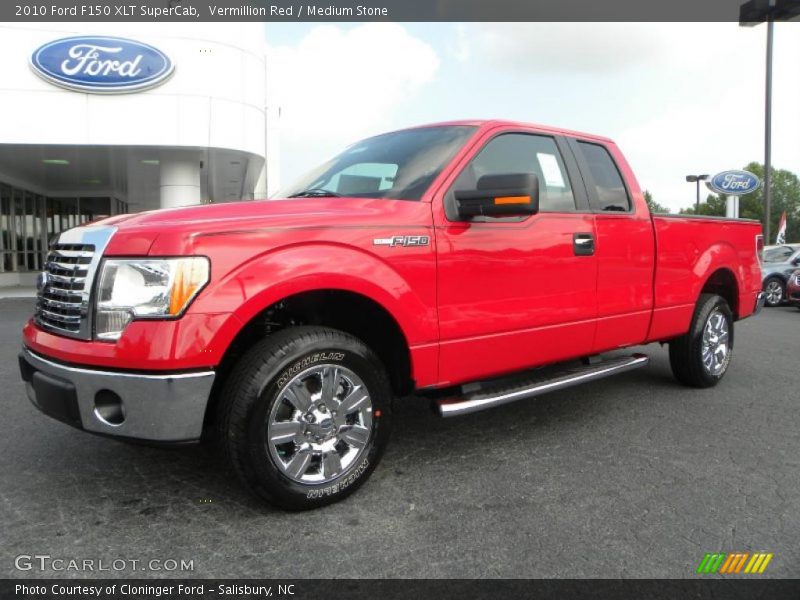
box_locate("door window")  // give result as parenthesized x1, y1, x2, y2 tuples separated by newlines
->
(577, 142, 631, 212)
(446, 133, 576, 219)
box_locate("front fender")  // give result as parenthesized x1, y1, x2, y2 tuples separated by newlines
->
(190, 242, 438, 365)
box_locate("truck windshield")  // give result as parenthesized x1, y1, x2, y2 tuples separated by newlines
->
(276, 125, 477, 201)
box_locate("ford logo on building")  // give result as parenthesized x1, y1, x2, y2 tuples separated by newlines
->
(30, 36, 174, 93)
(708, 170, 761, 196)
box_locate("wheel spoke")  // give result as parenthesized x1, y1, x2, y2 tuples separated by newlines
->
(714, 315, 726, 334)
(320, 366, 340, 404)
(284, 382, 313, 413)
(321, 450, 342, 479)
(338, 386, 369, 415)
(710, 316, 720, 332)
(284, 447, 313, 479)
(269, 420, 305, 444)
(339, 424, 370, 449)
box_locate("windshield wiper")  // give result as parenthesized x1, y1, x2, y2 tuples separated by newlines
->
(288, 188, 342, 198)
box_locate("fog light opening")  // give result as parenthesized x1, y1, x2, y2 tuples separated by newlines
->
(94, 390, 125, 426)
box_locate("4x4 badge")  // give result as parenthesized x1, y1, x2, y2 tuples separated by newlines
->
(373, 235, 430, 247)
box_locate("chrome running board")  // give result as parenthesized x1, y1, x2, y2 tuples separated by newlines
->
(436, 354, 649, 418)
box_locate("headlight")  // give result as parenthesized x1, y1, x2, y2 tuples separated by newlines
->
(94, 257, 210, 341)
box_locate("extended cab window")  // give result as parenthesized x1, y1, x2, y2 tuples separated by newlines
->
(447, 133, 576, 218)
(276, 126, 476, 201)
(577, 142, 631, 212)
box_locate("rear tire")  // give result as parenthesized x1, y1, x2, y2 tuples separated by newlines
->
(763, 276, 784, 307)
(669, 294, 734, 388)
(217, 326, 392, 510)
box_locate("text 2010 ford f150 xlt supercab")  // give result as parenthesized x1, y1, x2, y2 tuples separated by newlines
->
(20, 120, 765, 509)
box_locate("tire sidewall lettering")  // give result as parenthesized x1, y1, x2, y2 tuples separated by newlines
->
(275, 351, 346, 389)
(305, 456, 371, 499)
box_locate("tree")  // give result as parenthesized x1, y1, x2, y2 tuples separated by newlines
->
(643, 190, 670, 214)
(738, 162, 800, 244)
(678, 163, 800, 243)
(679, 193, 725, 217)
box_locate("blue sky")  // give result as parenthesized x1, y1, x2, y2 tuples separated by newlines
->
(265, 22, 799, 212)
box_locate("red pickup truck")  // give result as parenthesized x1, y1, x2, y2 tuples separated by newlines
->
(20, 120, 765, 509)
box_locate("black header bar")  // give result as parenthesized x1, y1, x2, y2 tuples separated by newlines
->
(4, 579, 800, 600)
(5, 0, 800, 22)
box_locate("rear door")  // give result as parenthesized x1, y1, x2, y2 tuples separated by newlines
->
(567, 138, 655, 352)
(433, 128, 599, 385)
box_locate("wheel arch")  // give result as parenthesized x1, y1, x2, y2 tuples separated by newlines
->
(203, 288, 416, 436)
(763, 272, 788, 284)
(701, 267, 740, 319)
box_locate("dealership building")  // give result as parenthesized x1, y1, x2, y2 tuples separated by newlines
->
(0, 22, 276, 287)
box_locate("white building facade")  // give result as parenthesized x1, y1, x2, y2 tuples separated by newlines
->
(0, 22, 275, 286)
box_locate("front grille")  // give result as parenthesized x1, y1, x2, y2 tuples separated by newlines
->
(35, 244, 95, 335)
(32, 225, 116, 340)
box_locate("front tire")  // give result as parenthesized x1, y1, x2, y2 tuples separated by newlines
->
(669, 293, 734, 388)
(217, 326, 391, 510)
(763, 276, 784, 307)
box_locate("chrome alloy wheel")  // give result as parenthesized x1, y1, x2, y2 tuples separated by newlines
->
(764, 280, 783, 305)
(266, 364, 373, 484)
(701, 309, 731, 376)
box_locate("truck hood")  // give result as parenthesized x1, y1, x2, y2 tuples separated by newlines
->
(98, 197, 432, 255)
(106, 197, 419, 229)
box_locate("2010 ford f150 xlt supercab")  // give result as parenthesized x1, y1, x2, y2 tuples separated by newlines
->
(20, 120, 766, 509)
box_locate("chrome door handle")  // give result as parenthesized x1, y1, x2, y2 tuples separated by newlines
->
(573, 233, 595, 256)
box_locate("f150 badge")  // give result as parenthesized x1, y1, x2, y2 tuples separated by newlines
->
(373, 235, 430, 247)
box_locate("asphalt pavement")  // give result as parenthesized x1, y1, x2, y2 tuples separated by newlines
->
(1, 298, 798, 578)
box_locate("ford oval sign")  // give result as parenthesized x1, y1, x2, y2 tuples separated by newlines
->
(708, 170, 761, 196)
(30, 36, 174, 93)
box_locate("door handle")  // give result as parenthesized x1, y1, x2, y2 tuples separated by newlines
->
(573, 233, 595, 256)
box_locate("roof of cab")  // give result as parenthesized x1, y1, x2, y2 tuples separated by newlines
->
(397, 119, 614, 144)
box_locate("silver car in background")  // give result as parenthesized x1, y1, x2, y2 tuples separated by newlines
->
(762, 244, 800, 306)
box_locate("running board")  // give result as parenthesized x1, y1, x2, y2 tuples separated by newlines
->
(435, 354, 649, 418)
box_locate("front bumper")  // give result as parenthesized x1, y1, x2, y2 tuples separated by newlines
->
(19, 347, 215, 442)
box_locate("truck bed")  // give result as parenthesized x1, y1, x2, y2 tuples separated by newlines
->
(647, 214, 762, 342)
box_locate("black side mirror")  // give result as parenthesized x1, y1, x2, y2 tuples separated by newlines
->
(793, 257, 800, 266)
(454, 173, 540, 219)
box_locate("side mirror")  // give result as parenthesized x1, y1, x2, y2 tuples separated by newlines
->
(454, 173, 540, 220)
(793, 257, 800, 266)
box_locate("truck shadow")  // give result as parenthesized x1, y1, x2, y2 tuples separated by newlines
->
(21, 353, 684, 518)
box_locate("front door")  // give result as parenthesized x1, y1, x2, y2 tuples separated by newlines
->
(433, 129, 599, 386)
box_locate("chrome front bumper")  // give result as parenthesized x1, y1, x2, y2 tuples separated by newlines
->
(19, 347, 215, 442)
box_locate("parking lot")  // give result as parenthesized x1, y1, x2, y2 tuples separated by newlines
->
(1, 297, 797, 578)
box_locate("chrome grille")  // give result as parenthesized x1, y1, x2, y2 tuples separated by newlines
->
(33, 225, 116, 340)
(36, 245, 94, 334)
